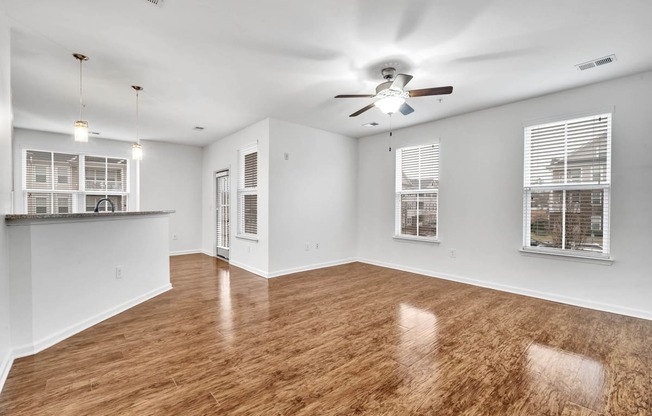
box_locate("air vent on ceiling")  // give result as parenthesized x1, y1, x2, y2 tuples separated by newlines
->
(576, 54, 616, 71)
(362, 122, 379, 127)
(193, 126, 205, 131)
(145, 0, 163, 6)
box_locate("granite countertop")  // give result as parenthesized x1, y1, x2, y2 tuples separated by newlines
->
(5, 210, 175, 222)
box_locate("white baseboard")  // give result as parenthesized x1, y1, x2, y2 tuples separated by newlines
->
(169, 249, 203, 256)
(11, 284, 173, 359)
(228, 259, 269, 278)
(0, 350, 13, 395)
(357, 258, 652, 321)
(268, 258, 358, 278)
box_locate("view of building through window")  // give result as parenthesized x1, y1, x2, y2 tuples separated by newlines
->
(524, 114, 611, 256)
(395, 144, 439, 240)
(23, 150, 129, 214)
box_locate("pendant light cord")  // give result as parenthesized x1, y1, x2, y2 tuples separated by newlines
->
(136, 89, 140, 145)
(79, 58, 84, 120)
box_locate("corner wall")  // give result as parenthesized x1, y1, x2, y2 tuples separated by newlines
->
(357, 71, 652, 319)
(139, 141, 203, 254)
(0, 5, 14, 391)
(268, 119, 358, 276)
(202, 119, 270, 276)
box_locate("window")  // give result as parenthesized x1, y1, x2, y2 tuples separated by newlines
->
(237, 144, 257, 238)
(23, 150, 128, 214)
(523, 113, 611, 257)
(395, 144, 439, 241)
(25, 151, 79, 214)
(84, 156, 128, 212)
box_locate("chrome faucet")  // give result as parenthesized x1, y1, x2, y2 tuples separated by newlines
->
(94, 198, 115, 213)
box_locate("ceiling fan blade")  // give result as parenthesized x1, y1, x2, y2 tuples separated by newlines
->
(334, 94, 376, 98)
(349, 103, 376, 117)
(391, 74, 413, 90)
(408, 86, 454, 97)
(398, 102, 415, 115)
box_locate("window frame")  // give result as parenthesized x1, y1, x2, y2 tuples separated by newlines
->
(23, 149, 130, 215)
(522, 113, 611, 260)
(236, 143, 258, 240)
(394, 143, 440, 243)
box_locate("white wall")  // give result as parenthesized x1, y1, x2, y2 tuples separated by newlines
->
(0, 5, 14, 391)
(202, 118, 270, 276)
(357, 70, 652, 319)
(8, 215, 171, 356)
(140, 141, 202, 254)
(13, 129, 202, 253)
(268, 119, 357, 276)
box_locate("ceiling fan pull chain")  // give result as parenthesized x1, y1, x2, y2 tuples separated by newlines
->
(389, 114, 393, 152)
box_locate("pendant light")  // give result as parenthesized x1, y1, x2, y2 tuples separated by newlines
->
(73, 53, 89, 142)
(131, 85, 143, 160)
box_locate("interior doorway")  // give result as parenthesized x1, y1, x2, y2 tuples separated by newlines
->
(215, 170, 230, 260)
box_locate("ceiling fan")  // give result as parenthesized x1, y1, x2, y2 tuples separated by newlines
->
(335, 67, 453, 117)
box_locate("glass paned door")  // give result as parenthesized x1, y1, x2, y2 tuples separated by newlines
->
(216, 170, 230, 260)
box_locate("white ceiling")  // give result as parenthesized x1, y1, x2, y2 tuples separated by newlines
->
(5, 0, 652, 147)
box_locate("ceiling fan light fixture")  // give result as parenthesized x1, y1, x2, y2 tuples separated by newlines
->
(375, 96, 405, 115)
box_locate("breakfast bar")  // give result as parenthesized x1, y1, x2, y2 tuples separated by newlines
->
(5, 211, 174, 357)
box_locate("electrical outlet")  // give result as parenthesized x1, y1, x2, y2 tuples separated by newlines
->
(315, 243, 319, 249)
(450, 249, 456, 259)
(172, 234, 178, 240)
(305, 242, 310, 251)
(116, 266, 123, 279)
(284, 152, 289, 160)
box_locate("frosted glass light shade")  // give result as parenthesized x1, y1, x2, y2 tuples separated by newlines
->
(132, 143, 143, 160)
(74, 120, 89, 142)
(375, 97, 405, 114)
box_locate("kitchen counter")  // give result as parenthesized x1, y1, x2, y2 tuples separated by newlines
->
(5, 210, 175, 224)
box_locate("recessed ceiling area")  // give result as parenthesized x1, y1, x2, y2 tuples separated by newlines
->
(5, 0, 652, 146)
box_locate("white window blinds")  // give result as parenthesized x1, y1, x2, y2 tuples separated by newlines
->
(523, 113, 611, 257)
(395, 144, 439, 240)
(238, 144, 258, 237)
(24, 151, 80, 214)
(23, 150, 129, 214)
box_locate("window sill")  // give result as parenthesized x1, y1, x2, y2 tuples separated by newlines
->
(393, 235, 439, 244)
(519, 247, 613, 265)
(236, 234, 259, 242)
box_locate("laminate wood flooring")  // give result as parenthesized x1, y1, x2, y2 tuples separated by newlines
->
(1, 254, 650, 415)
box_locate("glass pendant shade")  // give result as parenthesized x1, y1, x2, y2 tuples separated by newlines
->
(74, 120, 89, 142)
(73, 53, 90, 142)
(375, 96, 405, 115)
(132, 143, 143, 161)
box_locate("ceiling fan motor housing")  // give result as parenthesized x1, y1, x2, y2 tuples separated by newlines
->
(381, 67, 396, 80)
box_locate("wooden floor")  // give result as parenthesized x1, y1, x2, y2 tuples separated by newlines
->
(1, 255, 651, 415)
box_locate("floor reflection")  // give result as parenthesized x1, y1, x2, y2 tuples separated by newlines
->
(398, 303, 439, 367)
(217, 267, 233, 344)
(526, 343, 606, 409)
